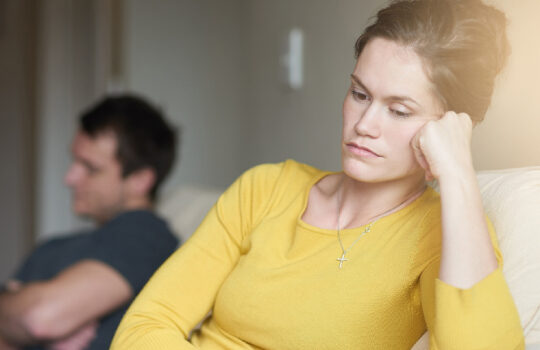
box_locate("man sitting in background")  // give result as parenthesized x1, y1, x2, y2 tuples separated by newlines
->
(0, 95, 179, 350)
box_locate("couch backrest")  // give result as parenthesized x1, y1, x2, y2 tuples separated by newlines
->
(157, 186, 223, 244)
(476, 167, 540, 343)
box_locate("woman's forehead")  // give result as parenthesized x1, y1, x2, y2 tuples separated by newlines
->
(353, 37, 439, 109)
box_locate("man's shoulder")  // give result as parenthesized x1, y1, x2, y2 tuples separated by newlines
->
(98, 210, 177, 242)
(106, 209, 166, 226)
(89, 210, 178, 293)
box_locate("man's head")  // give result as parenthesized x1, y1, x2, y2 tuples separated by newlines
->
(64, 95, 177, 224)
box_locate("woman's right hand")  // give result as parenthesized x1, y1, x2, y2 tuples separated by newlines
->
(411, 111, 474, 183)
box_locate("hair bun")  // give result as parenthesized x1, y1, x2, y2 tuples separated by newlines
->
(355, 0, 511, 122)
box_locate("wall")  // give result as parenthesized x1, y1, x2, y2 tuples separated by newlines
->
(34, 0, 104, 239)
(244, 0, 540, 171)
(123, 0, 251, 190)
(0, 0, 36, 280)
(244, 0, 382, 170)
(472, 0, 540, 169)
(30, 0, 540, 241)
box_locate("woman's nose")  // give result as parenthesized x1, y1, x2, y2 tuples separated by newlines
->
(354, 103, 381, 138)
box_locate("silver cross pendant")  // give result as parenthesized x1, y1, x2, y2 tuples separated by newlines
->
(336, 253, 348, 269)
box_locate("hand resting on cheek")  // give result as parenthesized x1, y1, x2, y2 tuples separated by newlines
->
(411, 111, 474, 182)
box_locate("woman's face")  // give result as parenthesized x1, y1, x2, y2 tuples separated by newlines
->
(342, 37, 443, 185)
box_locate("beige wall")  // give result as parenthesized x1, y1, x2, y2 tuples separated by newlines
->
(472, 0, 540, 169)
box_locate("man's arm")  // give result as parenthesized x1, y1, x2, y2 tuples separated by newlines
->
(0, 335, 19, 350)
(47, 321, 98, 350)
(0, 260, 132, 346)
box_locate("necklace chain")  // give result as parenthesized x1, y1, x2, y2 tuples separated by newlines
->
(336, 221, 373, 269)
(335, 176, 426, 269)
(335, 183, 377, 269)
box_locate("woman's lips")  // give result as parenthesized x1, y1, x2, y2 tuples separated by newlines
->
(345, 142, 381, 158)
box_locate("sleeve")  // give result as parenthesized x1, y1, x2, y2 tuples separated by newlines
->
(11, 236, 78, 282)
(90, 212, 179, 294)
(12, 240, 57, 282)
(420, 217, 525, 350)
(110, 162, 285, 350)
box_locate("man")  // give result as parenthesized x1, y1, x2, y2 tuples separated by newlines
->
(0, 95, 179, 349)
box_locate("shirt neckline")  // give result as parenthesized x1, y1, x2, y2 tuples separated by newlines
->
(296, 170, 433, 236)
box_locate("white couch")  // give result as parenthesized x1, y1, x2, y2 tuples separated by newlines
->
(157, 167, 540, 348)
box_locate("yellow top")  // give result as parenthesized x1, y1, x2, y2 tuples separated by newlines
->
(111, 160, 524, 350)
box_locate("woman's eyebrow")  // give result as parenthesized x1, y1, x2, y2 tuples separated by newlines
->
(350, 74, 371, 95)
(350, 73, 421, 108)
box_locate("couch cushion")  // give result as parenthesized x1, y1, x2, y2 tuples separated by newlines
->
(476, 167, 540, 343)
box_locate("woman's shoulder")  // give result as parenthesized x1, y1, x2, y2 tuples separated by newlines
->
(241, 159, 328, 187)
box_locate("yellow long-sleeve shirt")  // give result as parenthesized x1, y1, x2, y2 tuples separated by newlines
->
(111, 160, 524, 349)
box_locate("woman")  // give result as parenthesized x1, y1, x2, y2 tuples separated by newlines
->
(111, 0, 524, 348)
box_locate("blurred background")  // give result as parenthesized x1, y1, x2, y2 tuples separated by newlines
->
(1, 0, 539, 281)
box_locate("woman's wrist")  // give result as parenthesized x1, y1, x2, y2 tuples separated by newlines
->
(436, 162, 476, 190)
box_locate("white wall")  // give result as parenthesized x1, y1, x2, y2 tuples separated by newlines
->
(34, 1, 102, 239)
(123, 0, 251, 190)
(244, 0, 381, 170)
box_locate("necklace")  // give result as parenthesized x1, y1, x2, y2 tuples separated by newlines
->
(335, 177, 426, 269)
(336, 221, 373, 269)
(335, 185, 377, 269)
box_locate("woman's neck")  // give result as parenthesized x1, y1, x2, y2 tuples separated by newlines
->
(335, 173, 427, 229)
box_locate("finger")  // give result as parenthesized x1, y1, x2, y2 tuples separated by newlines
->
(411, 132, 431, 173)
(5, 280, 22, 292)
(424, 169, 434, 182)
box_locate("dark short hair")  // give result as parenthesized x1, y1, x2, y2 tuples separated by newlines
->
(355, 0, 510, 123)
(80, 94, 177, 201)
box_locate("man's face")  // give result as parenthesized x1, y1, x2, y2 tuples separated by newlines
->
(64, 131, 128, 224)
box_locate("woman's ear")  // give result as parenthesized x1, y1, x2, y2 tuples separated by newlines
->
(125, 167, 156, 199)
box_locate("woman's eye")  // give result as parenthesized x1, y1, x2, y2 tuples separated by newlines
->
(390, 108, 411, 118)
(351, 90, 370, 101)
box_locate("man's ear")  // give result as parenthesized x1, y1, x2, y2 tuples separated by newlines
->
(125, 167, 156, 198)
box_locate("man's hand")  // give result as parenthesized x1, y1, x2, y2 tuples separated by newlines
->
(0, 336, 19, 350)
(0, 260, 132, 345)
(0, 310, 21, 350)
(47, 321, 98, 350)
(4, 281, 22, 293)
(0, 280, 22, 349)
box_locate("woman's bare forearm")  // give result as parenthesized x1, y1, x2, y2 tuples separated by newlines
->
(437, 168, 498, 289)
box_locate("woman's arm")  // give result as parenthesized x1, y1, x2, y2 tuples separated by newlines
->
(111, 162, 285, 349)
(413, 111, 497, 288)
(414, 112, 524, 348)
